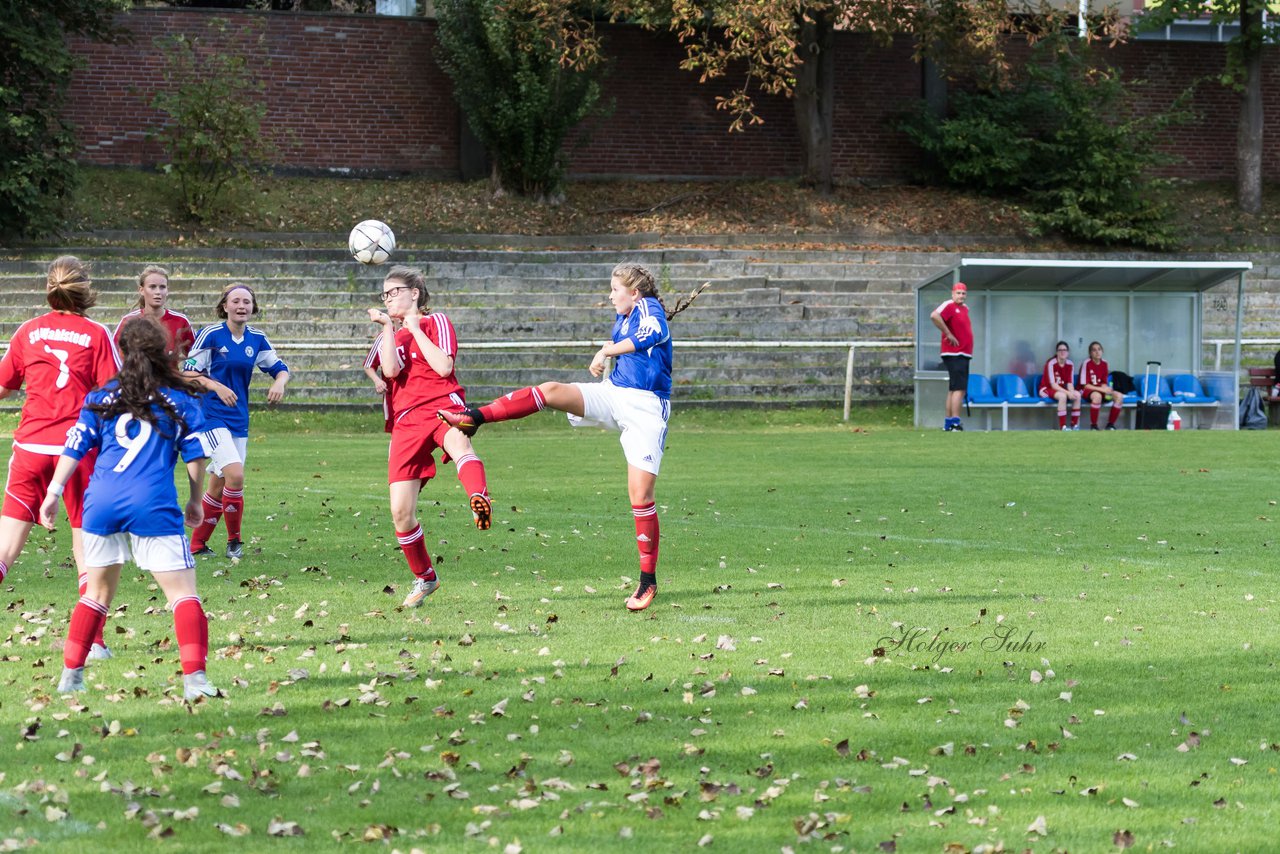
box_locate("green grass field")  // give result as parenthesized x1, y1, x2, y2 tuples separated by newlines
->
(2, 408, 1279, 853)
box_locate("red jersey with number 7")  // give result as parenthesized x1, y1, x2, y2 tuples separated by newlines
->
(0, 311, 120, 453)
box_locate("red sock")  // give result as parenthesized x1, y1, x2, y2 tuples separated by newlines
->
(172, 595, 208, 675)
(1070, 409, 1080, 427)
(1090, 403, 1101, 426)
(1058, 411, 1067, 429)
(479, 387, 545, 424)
(455, 454, 488, 498)
(191, 493, 223, 550)
(221, 487, 243, 541)
(397, 525, 436, 581)
(78, 573, 106, 647)
(633, 503, 660, 576)
(65, 597, 108, 669)
(1109, 404, 1123, 425)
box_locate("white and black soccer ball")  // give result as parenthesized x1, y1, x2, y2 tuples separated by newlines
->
(348, 219, 396, 265)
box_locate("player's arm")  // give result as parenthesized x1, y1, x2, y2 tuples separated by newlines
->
(930, 307, 959, 345)
(590, 338, 636, 377)
(39, 453, 83, 531)
(183, 457, 208, 528)
(402, 305, 454, 377)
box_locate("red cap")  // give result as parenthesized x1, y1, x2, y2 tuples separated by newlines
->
(953, 282, 967, 292)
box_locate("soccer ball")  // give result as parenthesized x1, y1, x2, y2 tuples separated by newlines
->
(348, 220, 396, 265)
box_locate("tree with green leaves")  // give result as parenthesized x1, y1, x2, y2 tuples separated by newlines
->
(1135, 0, 1275, 215)
(0, 0, 127, 237)
(606, 1, 1125, 192)
(434, 0, 608, 201)
(151, 28, 275, 221)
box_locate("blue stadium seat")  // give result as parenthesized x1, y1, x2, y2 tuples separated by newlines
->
(966, 374, 1002, 405)
(993, 373, 1043, 404)
(1169, 374, 1216, 403)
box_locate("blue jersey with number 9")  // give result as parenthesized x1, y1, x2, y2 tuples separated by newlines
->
(61, 382, 210, 537)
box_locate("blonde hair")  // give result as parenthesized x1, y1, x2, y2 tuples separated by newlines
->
(135, 264, 171, 311)
(46, 255, 97, 314)
(611, 262, 708, 320)
(215, 282, 258, 319)
(384, 265, 430, 310)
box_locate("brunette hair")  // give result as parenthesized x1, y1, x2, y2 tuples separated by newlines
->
(384, 265, 430, 310)
(611, 262, 708, 321)
(46, 256, 97, 314)
(215, 283, 258, 319)
(135, 265, 171, 311)
(88, 317, 204, 438)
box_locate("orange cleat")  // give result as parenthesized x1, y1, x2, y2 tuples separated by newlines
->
(470, 493, 492, 530)
(625, 583, 657, 612)
(438, 406, 482, 437)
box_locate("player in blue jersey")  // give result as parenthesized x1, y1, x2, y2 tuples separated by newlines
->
(439, 263, 706, 611)
(182, 283, 290, 559)
(39, 318, 218, 702)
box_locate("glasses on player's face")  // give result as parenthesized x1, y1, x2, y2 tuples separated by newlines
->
(380, 285, 410, 303)
(1057, 347, 1069, 353)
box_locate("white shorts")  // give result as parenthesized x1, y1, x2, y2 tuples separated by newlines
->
(202, 428, 248, 478)
(83, 531, 196, 573)
(567, 380, 670, 475)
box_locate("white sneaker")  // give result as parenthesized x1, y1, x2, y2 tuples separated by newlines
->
(1061, 425, 1071, 431)
(57, 666, 85, 693)
(183, 670, 219, 701)
(87, 643, 113, 661)
(402, 576, 440, 608)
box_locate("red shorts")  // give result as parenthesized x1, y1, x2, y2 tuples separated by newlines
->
(3, 445, 95, 526)
(387, 405, 460, 484)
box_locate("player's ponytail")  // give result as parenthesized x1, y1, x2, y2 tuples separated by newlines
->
(46, 256, 97, 315)
(612, 262, 709, 321)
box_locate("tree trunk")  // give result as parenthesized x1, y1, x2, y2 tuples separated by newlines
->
(1237, 0, 1263, 215)
(794, 10, 835, 192)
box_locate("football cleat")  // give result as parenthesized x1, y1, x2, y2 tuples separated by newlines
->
(226, 539, 244, 559)
(438, 406, 482, 437)
(57, 666, 86, 693)
(402, 576, 440, 608)
(183, 670, 219, 702)
(951, 422, 964, 432)
(470, 494, 492, 531)
(192, 544, 215, 557)
(87, 643, 113, 661)
(1106, 423, 1118, 430)
(625, 583, 657, 612)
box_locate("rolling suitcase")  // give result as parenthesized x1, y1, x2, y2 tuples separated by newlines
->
(1135, 360, 1171, 430)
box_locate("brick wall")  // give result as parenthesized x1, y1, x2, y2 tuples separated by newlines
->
(63, 8, 1279, 183)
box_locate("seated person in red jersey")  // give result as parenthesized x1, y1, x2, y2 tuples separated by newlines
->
(1039, 341, 1082, 430)
(1077, 341, 1124, 430)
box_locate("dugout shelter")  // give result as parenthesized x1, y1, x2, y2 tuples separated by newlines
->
(913, 258, 1254, 430)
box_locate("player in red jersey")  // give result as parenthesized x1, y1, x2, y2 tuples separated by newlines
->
(366, 266, 490, 608)
(929, 282, 972, 432)
(1077, 341, 1124, 430)
(114, 265, 195, 361)
(1039, 341, 1082, 430)
(0, 256, 122, 658)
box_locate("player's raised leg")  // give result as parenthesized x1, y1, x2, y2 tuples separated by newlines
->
(439, 382, 586, 435)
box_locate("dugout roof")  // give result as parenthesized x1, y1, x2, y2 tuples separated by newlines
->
(915, 258, 1253, 294)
